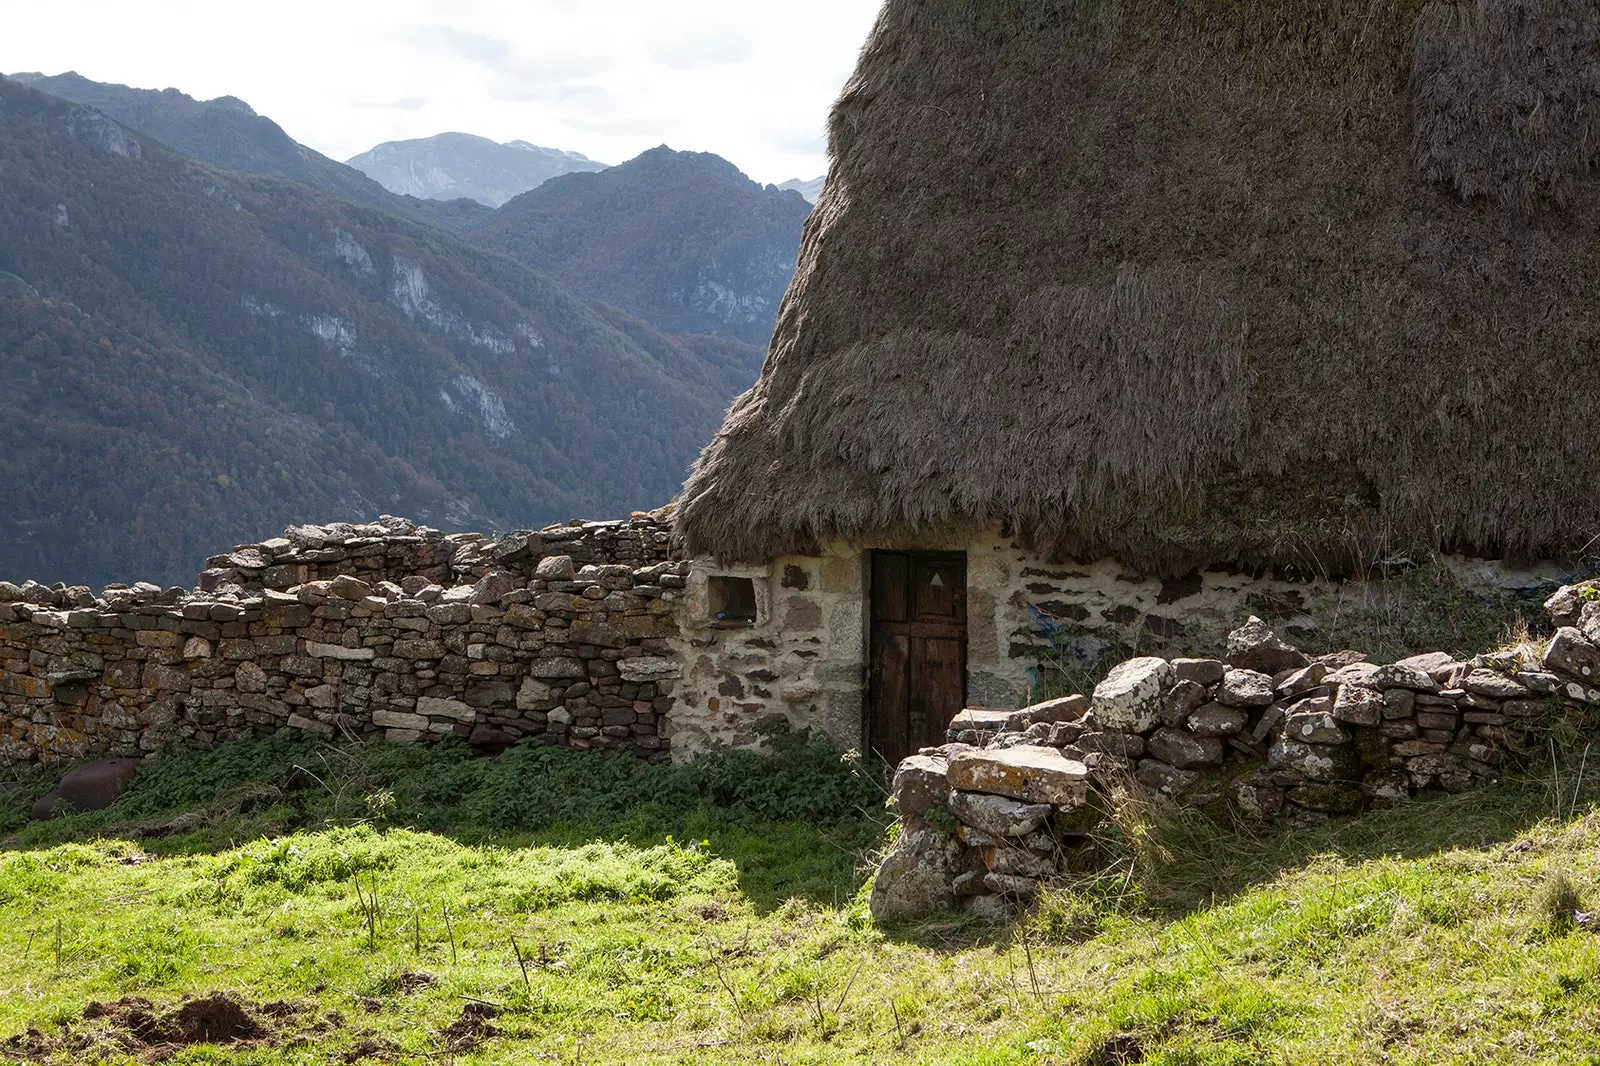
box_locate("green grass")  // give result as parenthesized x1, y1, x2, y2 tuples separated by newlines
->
(4, 737, 1600, 1063)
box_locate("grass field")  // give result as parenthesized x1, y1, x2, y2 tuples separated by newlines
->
(3, 734, 1600, 1065)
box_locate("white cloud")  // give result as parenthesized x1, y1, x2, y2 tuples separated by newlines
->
(0, 0, 883, 183)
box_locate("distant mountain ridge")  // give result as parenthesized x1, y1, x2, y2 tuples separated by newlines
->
(779, 176, 826, 204)
(0, 77, 762, 587)
(347, 132, 606, 207)
(7, 71, 491, 232)
(470, 147, 811, 345)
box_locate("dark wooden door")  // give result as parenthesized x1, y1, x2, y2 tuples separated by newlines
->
(868, 551, 967, 765)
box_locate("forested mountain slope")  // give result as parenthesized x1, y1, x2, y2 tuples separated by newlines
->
(470, 147, 811, 345)
(0, 78, 762, 587)
(8, 72, 491, 233)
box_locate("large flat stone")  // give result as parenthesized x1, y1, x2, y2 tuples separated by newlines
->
(306, 641, 375, 661)
(949, 707, 1014, 734)
(946, 790, 1052, 836)
(947, 746, 1089, 806)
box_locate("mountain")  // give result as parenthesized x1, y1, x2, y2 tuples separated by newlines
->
(778, 176, 826, 204)
(0, 77, 762, 587)
(346, 132, 606, 208)
(469, 147, 812, 345)
(7, 72, 491, 233)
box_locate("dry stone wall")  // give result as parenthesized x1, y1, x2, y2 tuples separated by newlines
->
(0, 515, 688, 768)
(872, 586, 1600, 923)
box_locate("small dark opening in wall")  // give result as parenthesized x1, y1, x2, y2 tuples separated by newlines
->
(709, 576, 758, 627)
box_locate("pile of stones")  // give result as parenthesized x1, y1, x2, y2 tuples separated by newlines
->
(871, 584, 1600, 923)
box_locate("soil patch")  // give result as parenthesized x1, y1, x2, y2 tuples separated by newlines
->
(4, 991, 319, 1062)
(442, 1002, 501, 1052)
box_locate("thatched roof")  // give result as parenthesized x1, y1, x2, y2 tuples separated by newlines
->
(678, 0, 1600, 575)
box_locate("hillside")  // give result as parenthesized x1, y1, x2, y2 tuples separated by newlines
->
(347, 132, 605, 207)
(7, 72, 491, 233)
(4, 733, 1600, 1063)
(470, 147, 812, 345)
(0, 78, 762, 587)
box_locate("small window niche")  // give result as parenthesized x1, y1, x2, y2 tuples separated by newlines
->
(708, 575, 759, 628)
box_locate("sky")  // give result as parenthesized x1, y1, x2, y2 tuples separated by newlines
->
(0, 0, 885, 185)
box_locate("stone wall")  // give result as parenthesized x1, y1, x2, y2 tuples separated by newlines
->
(0, 515, 687, 768)
(870, 585, 1600, 923)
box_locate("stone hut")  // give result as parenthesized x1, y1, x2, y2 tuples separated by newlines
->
(671, 0, 1600, 764)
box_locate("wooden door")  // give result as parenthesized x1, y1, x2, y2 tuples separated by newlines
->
(868, 551, 967, 765)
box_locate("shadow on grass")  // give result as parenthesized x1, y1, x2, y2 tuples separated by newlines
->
(0, 734, 896, 915)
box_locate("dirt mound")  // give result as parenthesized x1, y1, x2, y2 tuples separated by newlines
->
(6, 991, 287, 1061)
(166, 993, 263, 1044)
(442, 1002, 500, 1052)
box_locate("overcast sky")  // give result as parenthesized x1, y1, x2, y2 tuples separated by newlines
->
(0, 0, 884, 184)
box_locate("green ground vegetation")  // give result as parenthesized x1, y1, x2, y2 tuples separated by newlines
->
(3, 732, 1600, 1064)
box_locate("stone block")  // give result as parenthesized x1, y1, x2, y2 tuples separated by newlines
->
(1225, 616, 1308, 674)
(373, 709, 429, 730)
(893, 755, 952, 818)
(307, 642, 375, 661)
(1092, 657, 1172, 733)
(617, 657, 683, 683)
(1332, 685, 1384, 725)
(1171, 658, 1226, 686)
(418, 697, 475, 722)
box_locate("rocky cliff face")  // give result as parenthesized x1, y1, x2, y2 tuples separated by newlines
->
(469, 147, 812, 345)
(346, 132, 606, 208)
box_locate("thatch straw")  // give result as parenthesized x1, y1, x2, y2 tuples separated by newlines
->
(678, 0, 1600, 575)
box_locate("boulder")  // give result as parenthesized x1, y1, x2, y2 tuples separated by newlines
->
(1076, 731, 1146, 758)
(868, 827, 969, 922)
(947, 747, 1090, 806)
(1545, 627, 1600, 683)
(1092, 657, 1173, 733)
(1284, 709, 1350, 744)
(1171, 658, 1226, 686)
(1135, 758, 1201, 795)
(535, 554, 577, 580)
(1146, 728, 1224, 769)
(1368, 663, 1440, 693)
(1395, 652, 1464, 682)
(1462, 669, 1531, 701)
(1324, 662, 1382, 687)
(1275, 663, 1329, 699)
(1187, 703, 1248, 737)
(894, 755, 952, 818)
(33, 758, 143, 819)
(1580, 601, 1600, 646)
(1160, 679, 1209, 727)
(1267, 738, 1359, 782)
(1331, 685, 1384, 726)
(1225, 616, 1309, 674)
(1217, 669, 1276, 708)
(1545, 583, 1600, 629)
(468, 725, 517, 753)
